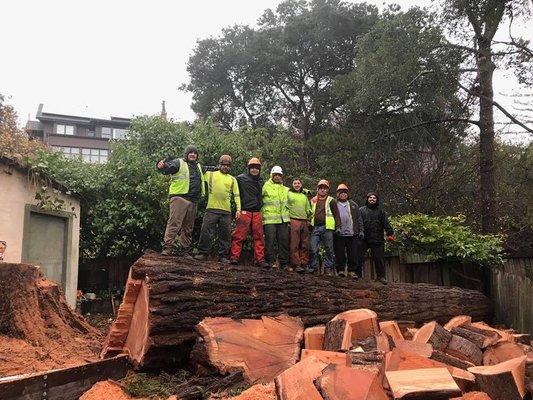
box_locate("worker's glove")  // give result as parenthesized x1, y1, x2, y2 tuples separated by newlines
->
(335, 228, 342, 235)
(358, 232, 364, 240)
(386, 235, 396, 242)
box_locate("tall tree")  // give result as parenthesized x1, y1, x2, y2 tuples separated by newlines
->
(184, 0, 378, 138)
(440, 0, 532, 233)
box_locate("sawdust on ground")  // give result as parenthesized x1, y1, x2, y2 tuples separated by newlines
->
(79, 380, 135, 400)
(226, 382, 276, 400)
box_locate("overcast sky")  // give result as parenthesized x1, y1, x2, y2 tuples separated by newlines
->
(1, 0, 531, 140)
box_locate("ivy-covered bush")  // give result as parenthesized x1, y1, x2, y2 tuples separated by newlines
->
(389, 214, 504, 265)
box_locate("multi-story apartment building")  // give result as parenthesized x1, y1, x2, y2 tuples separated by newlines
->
(26, 104, 131, 163)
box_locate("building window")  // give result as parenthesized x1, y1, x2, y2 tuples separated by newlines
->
(101, 127, 112, 139)
(56, 124, 75, 135)
(112, 128, 128, 140)
(53, 146, 108, 164)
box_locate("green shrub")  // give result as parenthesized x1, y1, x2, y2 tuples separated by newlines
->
(389, 213, 504, 265)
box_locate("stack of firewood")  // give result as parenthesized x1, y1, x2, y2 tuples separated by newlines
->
(193, 309, 532, 400)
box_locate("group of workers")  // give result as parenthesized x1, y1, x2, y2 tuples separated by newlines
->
(157, 145, 395, 283)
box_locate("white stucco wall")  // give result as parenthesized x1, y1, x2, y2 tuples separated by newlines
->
(0, 162, 80, 308)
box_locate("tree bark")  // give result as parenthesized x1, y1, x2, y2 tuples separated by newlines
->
(101, 252, 492, 369)
(477, 39, 497, 233)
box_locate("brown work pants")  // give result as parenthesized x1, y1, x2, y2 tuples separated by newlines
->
(163, 196, 197, 250)
(289, 218, 310, 267)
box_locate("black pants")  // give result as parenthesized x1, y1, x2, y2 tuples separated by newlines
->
(198, 210, 232, 258)
(264, 223, 289, 267)
(357, 240, 386, 279)
(333, 235, 357, 273)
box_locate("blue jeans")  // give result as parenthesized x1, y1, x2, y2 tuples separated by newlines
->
(309, 226, 335, 270)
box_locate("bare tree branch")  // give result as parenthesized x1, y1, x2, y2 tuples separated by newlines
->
(387, 118, 480, 135)
(457, 82, 533, 134)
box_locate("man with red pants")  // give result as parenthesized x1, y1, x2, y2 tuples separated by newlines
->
(229, 158, 268, 267)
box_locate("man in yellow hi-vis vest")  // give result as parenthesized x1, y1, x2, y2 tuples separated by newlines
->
(308, 179, 340, 275)
(261, 166, 290, 269)
(157, 145, 208, 256)
(195, 155, 241, 263)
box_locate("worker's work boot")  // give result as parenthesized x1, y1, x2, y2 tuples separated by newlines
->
(161, 246, 174, 256)
(194, 253, 207, 261)
(325, 269, 334, 277)
(348, 272, 359, 280)
(378, 277, 388, 284)
(295, 266, 305, 273)
(229, 259, 239, 265)
(258, 261, 270, 269)
(219, 257, 230, 264)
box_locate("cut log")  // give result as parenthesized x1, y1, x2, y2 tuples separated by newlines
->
(304, 326, 325, 350)
(468, 356, 527, 400)
(323, 319, 352, 351)
(413, 321, 452, 351)
(346, 350, 384, 371)
(446, 334, 483, 366)
(483, 341, 531, 365)
(395, 340, 433, 358)
(444, 315, 472, 331)
(316, 364, 388, 400)
(274, 356, 327, 400)
(380, 321, 405, 344)
(470, 322, 510, 342)
(300, 349, 347, 365)
(385, 367, 461, 399)
(431, 350, 475, 370)
(193, 315, 303, 383)
(385, 348, 446, 371)
(331, 308, 379, 340)
(450, 392, 492, 400)
(384, 348, 475, 393)
(101, 252, 491, 369)
(451, 326, 499, 349)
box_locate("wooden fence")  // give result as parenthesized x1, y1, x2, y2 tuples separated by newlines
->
(490, 257, 533, 335)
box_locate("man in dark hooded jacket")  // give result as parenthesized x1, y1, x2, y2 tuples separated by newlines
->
(357, 193, 395, 283)
(157, 145, 212, 256)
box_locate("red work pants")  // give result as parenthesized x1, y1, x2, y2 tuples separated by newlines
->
(230, 211, 265, 264)
(289, 218, 310, 267)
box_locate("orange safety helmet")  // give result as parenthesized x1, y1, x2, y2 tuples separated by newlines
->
(336, 183, 349, 192)
(317, 179, 330, 188)
(247, 157, 262, 167)
(219, 154, 232, 165)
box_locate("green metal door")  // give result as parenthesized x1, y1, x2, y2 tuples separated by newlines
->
(24, 211, 67, 288)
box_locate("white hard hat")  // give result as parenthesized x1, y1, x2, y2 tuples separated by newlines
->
(271, 165, 283, 175)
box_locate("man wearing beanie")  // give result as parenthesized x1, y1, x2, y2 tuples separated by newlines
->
(358, 192, 395, 284)
(157, 145, 208, 257)
(229, 158, 268, 268)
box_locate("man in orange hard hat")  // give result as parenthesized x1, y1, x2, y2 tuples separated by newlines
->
(308, 179, 340, 276)
(229, 157, 268, 268)
(334, 183, 364, 278)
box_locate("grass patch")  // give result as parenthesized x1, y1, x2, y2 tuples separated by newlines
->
(122, 370, 191, 398)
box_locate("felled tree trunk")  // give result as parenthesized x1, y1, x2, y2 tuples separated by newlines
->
(101, 251, 491, 369)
